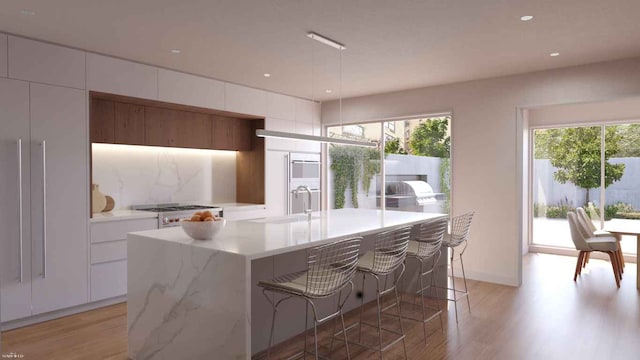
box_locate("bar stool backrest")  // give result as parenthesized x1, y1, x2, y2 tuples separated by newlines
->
(413, 218, 448, 259)
(370, 226, 411, 275)
(446, 212, 474, 247)
(305, 237, 361, 297)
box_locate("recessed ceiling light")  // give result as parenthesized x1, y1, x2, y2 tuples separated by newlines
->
(520, 15, 534, 21)
(550, 52, 560, 57)
(20, 9, 36, 16)
(263, 73, 271, 78)
(170, 49, 181, 54)
(325, 89, 333, 93)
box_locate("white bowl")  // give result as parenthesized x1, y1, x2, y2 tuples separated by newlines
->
(180, 218, 226, 240)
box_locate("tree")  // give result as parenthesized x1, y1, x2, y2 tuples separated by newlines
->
(545, 127, 625, 204)
(409, 117, 450, 157)
(614, 124, 640, 157)
(384, 138, 407, 155)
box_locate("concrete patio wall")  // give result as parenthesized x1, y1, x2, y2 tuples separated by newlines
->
(533, 157, 640, 209)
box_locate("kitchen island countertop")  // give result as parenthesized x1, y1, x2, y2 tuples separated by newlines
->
(129, 208, 444, 259)
(127, 209, 446, 359)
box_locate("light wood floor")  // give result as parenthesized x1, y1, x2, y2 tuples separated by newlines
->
(2, 253, 638, 359)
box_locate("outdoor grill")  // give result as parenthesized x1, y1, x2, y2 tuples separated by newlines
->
(383, 180, 440, 211)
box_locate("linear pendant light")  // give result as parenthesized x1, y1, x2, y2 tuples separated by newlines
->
(255, 31, 377, 148)
(256, 129, 376, 147)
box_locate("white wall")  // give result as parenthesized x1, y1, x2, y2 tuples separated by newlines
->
(92, 144, 237, 209)
(529, 95, 640, 127)
(322, 56, 640, 286)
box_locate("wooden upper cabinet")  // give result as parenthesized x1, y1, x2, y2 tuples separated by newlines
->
(90, 94, 255, 151)
(235, 120, 253, 151)
(144, 106, 179, 147)
(90, 98, 115, 143)
(211, 116, 235, 150)
(115, 103, 145, 145)
(177, 112, 212, 149)
(145, 106, 212, 149)
(212, 116, 253, 151)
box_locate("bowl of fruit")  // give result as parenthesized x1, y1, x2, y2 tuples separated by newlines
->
(180, 211, 226, 240)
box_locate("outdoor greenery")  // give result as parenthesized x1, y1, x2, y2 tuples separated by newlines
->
(329, 145, 380, 209)
(384, 138, 407, 155)
(545, 198, 575, 219)
(439, 158, 451, 213)
(604, 202, 635, 220)
(615, 124, 640, 157)
(409, 117, 451, 157)
(535, 127, 625, 204)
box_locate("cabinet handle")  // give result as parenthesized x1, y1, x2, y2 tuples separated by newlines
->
(41, 141, 47, 278)
(17, 139, 23, 283)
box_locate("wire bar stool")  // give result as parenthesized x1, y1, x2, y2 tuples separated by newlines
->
(392, 218, 448, 343)
(258, 237, 362, 360)
(336, 226, 411, 360)
(436, 211, 474, 324)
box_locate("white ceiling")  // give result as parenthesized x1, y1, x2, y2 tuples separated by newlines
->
(1, 0, 640, 101)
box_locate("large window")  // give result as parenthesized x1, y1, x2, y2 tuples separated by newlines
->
(327, 115, 451, 215)
(531, 123, 639, 255)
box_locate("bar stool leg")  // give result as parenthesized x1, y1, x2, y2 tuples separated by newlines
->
(418, 260, 428, 343)
(450, 248, 459, 324)
(460, 253, 471, 313)
(303, 302, 309, 358)
(266, 305, 277, 359)
(375, 278, 384, 360)
(430, 257, 444, 333)
(358, 272, 366, 343)
(394, 286, 409, 359)
(340, 307, 351, 360)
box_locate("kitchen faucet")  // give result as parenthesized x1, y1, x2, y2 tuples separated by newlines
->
(294, 185, 313, 221)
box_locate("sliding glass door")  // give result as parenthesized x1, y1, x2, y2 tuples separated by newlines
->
(531, 123, 639, 255)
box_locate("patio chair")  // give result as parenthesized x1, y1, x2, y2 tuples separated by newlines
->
(567, 212, 622, 288)
(578, 206, 624, 270)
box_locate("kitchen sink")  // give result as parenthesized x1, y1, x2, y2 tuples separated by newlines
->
(250, 215, 321, 224)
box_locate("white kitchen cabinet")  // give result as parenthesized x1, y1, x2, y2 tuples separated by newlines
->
(265, 150, 289, 217)
(225, 83, 266, 116)
(1, 81, 89, 322)
(90, 261, 127, 302)
(29, 83, 89, 316)
(264, 117, 297, 151)
(0, 78, 32, 322)
(8, 36, 85, 89)
(0, 34, 7, 77)
(91, 217, 158, 244)
(89, 218, 158, 301)
(158, 69, 225, 110)
(87, 53, 158, 100)
(267, 92, 296, 121)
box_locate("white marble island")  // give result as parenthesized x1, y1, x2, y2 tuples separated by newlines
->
(127, 209, 446, 360)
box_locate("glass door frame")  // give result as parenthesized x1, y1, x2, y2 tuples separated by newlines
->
(528, 119, 640, 260)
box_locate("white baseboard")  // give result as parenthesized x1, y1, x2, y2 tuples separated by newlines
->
(1, 296, 126, 331)
(450, 265, 520, 287)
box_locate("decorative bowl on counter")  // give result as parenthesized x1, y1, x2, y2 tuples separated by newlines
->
(180, 218, 226, 240)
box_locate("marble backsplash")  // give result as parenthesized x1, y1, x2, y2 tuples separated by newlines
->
(92, 144, 237, 209)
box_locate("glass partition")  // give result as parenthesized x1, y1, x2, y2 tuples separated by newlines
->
(382, 116, 450, 214)
(326, 123, 382, 210)
(604, 124, 639, 255)
(326, 115, 451, 215)
(532, 126, 602, 248)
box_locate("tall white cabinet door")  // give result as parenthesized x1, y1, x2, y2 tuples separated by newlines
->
(265, 150, 289, 217)
(29, 83, 88, 315)
(0, 78, 32, 322)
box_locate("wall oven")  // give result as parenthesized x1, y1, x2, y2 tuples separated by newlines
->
(287, 153, 321, 215)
